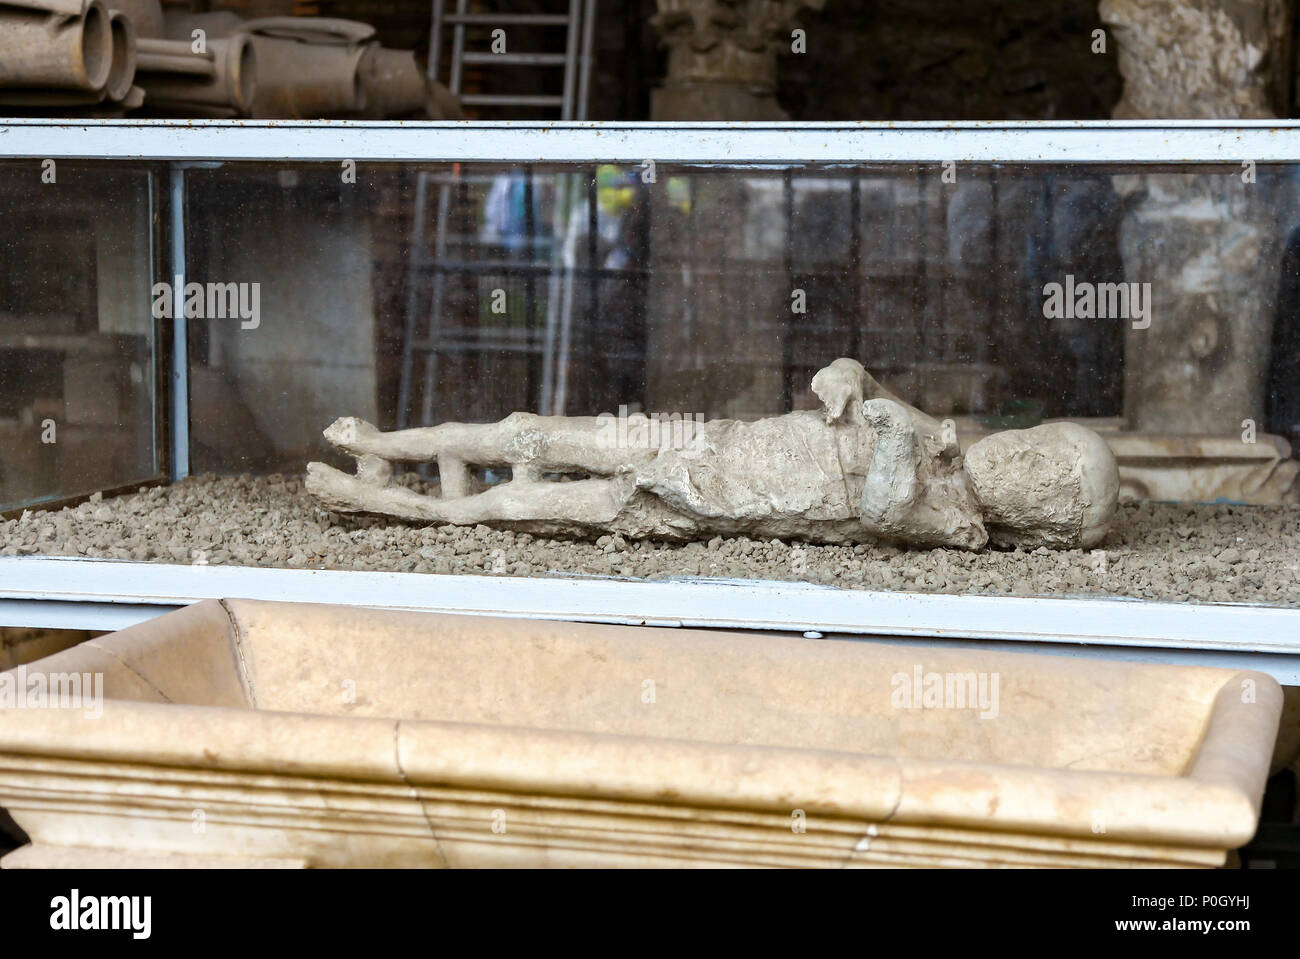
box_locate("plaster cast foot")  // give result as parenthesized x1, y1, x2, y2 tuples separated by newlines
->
(323, 416, 382, 452)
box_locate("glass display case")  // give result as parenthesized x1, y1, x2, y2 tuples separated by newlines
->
(2, 119, 1299, 680)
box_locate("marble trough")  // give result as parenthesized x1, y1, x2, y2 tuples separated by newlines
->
(0, 599, 1282, 868)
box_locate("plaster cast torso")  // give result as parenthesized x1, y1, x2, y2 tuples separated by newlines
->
(634, 411, 870, 524)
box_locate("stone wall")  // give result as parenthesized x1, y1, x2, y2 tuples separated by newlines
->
(778, 0, 1122, 120)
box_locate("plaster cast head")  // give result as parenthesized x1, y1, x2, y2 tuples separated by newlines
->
(964, 422, 1120, 550)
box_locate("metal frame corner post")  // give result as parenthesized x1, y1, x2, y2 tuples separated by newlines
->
(168, 164, 189, 481)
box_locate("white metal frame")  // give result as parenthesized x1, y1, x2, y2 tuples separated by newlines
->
(3, 118, 1300, 679)
(4, 118, 1300, 162)
(2, 557, 1299, 680)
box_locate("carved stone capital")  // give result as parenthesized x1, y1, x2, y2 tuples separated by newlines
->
(650, 0, 827, 120)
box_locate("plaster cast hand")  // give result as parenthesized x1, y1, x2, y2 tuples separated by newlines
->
(811, 357, 868, 425)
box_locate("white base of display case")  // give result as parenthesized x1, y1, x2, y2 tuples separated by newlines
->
(2, 556, 1299, 682)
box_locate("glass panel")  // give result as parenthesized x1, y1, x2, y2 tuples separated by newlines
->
(183, 160, 1290, 452)
(0, 162, 162, 513)
(13, 154, 1299, 608)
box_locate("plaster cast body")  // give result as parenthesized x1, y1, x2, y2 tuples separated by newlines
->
(306, 358, 1119, 550)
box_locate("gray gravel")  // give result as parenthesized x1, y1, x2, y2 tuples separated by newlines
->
(4, 473, 1300, 607)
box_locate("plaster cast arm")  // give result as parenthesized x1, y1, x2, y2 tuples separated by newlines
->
(857, 397, 988, 549)
(812, 356, 957, 455)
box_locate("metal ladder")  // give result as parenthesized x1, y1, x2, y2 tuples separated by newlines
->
(398, 1, 597, 431)
(430, 0, 596, 120)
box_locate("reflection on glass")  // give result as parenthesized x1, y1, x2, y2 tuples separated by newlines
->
(179, 160, 1300, 511)
(0, 163, 160, 513)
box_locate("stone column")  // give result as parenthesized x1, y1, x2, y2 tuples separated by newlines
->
(1099, 0, 1291, 435)
(1102, 0, 1287, 119)
(649, 0, 826, 121)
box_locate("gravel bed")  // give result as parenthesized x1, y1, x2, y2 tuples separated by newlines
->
(4, 473, 1300, 607)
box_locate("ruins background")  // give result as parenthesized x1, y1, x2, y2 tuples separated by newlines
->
(4, 0, 1300, 506)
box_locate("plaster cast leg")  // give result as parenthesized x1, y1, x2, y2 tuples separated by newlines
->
(324, 415, 507, 463)
(310, 412, 652, 524)
(323, 414, 653, 481)
(305, 460, 633, 526)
